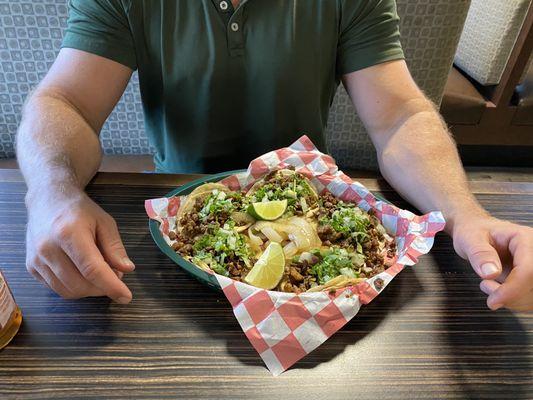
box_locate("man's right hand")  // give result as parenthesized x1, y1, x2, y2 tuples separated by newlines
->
(25, 189, 135, 303)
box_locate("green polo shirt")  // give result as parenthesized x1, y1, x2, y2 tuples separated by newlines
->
(62, 0, 404, 173)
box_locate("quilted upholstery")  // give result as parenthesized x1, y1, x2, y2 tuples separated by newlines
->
(0, 0, 148, 159)
(0, 0, 470, 171)
(454, 0, 531, 86)
(326, 0, 471, 170)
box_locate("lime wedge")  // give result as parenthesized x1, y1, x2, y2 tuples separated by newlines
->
(247, 199, 287, 221)
(245, 242, 285, 290)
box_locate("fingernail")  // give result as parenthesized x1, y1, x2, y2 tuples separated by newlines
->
(122, 257, 135, 270)
(481, 263, 498, 277)
(116, 297, 131, 305)
(479, 281, 490, 295)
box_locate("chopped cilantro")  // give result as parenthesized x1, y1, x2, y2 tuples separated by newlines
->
(250, 174, 314, 213)
(319, 201, 370, 243)
(198, 190, 238, 221)
(191, 224, 252, 275)
(309, 247, 365, 284)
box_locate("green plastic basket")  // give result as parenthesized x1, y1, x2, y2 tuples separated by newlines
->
(149, 169, 390, 292)
(148, 170, 245, 291)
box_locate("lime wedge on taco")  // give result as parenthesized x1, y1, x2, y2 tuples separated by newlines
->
(244, 242, 285, 289)
(247, 199, 287, 221)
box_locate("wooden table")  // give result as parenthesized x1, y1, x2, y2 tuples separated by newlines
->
(0, 170, 531, 399)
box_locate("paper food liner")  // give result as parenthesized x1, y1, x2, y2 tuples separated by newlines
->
(145, 135, 446, 375)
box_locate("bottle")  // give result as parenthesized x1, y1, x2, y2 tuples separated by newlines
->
(0, 269, 22, 349)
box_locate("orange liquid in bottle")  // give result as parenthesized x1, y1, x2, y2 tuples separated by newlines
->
(0, 270, 22, 349)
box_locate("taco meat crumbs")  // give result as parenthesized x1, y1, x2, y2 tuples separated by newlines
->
(167, 168, 397, 293)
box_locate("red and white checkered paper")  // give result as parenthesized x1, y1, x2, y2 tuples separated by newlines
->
(145, 135, 446, 375)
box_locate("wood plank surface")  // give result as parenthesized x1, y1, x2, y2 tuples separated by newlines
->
(0, 172, 531, 399)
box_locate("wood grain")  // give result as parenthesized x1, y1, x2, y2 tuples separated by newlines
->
(0, 172, 531, 399)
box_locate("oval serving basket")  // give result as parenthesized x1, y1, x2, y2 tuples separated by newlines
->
(148, 170, 389, 291)
(149, 169, 393, 292)
(148, 170, 244, 291)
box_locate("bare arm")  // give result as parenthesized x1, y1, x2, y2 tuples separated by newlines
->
(343, 61, 484, 226)
(17, 48, 136, 303)
(343, 60, 533, 311)
(19, 48, 132, 189)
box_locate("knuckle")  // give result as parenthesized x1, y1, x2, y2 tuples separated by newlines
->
(54, 222, 75, 242)
(79, 262, 104, 283)
(107, 216, 118, 230)
(107, 238, 125, 252)
(465, 243, 495, 258)
(453, 231, 491, 258)
(99, 212, 116, 226)
(469, 249, 494, 258)
(34, 240, 55, 259)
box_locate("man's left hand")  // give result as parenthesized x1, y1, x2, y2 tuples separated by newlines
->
(452, 215, 533, 312)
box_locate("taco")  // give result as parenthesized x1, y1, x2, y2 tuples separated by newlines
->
(176, 183, 231, 221)
(246, 168, 319, 217)
(167, 170, 396, 294)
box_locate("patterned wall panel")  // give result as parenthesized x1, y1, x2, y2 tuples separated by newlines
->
(325, 0, 471, 170)
(0, 0, 150, 159)
(0, 0, 470, 171)
(454, 0, 531, 86)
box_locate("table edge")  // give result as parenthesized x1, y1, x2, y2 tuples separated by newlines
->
(1, 168, 532, 194)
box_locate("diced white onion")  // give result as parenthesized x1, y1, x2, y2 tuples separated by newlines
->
(227, 236, 237, 250)
(299, 252, 314, 263)
(339, 267, 357, 278)
(300, 197, 308, 212)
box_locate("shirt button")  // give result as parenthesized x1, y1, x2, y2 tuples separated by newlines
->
(231, 22, 239, 32)
(220, 1, 228, 10)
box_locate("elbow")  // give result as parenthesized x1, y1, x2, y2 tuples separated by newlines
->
(376, 141, 403, 179)
(370, 96, 437, 152)
(21, 85, 99, 133)
(16, 88, 55, 151)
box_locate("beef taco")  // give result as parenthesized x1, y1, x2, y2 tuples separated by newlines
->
(246, 169, 319, 217)
(176, 183, 231, 221)
(168, 169, 396, 294)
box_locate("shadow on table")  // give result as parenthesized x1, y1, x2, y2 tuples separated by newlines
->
(433, 237, 532, 399)
(291, 266, 422, 370)
(137, 235, 422, 370)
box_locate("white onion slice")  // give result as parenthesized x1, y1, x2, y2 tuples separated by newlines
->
(260, 226, 284, 243)
(284, 217, 321, 248)
(283, 242, 298, 258)
(289, 231, 311, 250)
(248, 229, 263, 251)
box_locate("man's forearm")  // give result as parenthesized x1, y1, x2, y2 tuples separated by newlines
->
(375, 100, 488, 233)
(17, 90, 103, 203)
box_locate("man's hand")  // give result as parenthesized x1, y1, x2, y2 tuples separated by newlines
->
(341, 60, 532, 312)
(16, 48, 134, 301)
(25, 189, 135, 303)
(452, 214, 533, 312)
